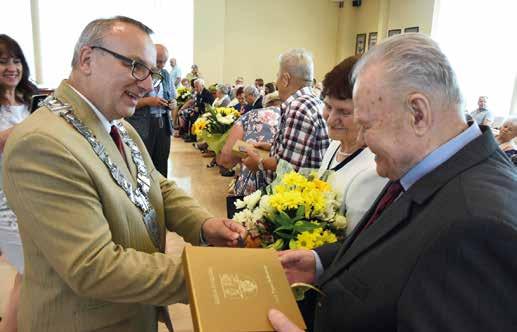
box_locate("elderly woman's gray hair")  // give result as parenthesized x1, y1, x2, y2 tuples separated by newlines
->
(71, 16, 153, 67)
(351, 33, 463, 110)
(216, 84, 229, 95)
(243, 85, 260, 98)
(278, 48, 314, 84)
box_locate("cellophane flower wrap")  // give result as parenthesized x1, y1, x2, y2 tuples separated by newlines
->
(233, 160, 347, 250)
(175, 86, 192, 109)
(192, 105, 240, 154)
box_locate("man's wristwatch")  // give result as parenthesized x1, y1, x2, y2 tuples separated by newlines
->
(258, 158, 265, 172)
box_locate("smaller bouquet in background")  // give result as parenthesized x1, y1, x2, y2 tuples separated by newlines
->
(176, 86, 192, 109)
(233, 161, 347, 250)
(192, 105, 240, 154)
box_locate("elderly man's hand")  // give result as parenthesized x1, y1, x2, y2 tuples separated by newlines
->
(201, 218, 246, 247)
(278, 249, 316, 284)
(268, 309, 304, 332)
(242, 147, 261, 172)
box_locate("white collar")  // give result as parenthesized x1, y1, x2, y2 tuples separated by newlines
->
(67, 83, 114, 133)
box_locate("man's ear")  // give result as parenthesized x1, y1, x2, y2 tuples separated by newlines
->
(280, 72, 290, 88)
(407, 92, 432, 136)
(78, 46, 94, 75)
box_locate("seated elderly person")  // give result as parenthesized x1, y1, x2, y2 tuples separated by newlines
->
(243, 85, 263, 114)
(179, 78, 214, 142)
(212, 84, 231, 107)
(317, 55, 388, 234)
(229, 86, 246, 112)
(496, 117, 517, 165)
(218, 92, 282, 195)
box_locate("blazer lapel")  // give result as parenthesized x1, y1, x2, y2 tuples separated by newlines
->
(319, 193, 412, 286)
(54, 81, 136, 185)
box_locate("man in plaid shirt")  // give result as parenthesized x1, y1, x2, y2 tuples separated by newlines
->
(244, 49, 329, 182)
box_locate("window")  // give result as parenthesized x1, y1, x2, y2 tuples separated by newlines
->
(432, 0, 517, 117)
(1, 0, 193, 89)
(0, 1, 35, 79)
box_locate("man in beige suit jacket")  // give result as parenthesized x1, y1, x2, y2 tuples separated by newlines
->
(3, 16, 245, 332)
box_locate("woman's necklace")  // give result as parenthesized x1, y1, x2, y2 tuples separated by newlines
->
(336, 149, 353, 158)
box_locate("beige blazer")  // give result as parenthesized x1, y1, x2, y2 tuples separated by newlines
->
(3, 81, 212, 332)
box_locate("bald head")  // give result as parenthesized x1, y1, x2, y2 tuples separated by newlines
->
(155, 44, 168, 70)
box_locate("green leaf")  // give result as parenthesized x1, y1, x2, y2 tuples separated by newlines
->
(293, 222, 320, 233)
(274, 232, 295, 240)
(274, 225, 294, 233)
(292, 205, 305, 221)
(274, 211, 292, 227)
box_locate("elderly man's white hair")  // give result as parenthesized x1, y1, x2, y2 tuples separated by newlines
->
(194, 78, 205, 87)
(216, 84, 229, 95)
(352, 33, 463, 110)
(279, 48, 314, 83)
(243, 85, 260, 98)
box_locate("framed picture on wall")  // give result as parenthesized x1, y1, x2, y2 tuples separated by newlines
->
(368, 32, 378, 50)
(388, 29, 402, 37)
(404, 26, 420, 33)
(355, 33, 367, 55)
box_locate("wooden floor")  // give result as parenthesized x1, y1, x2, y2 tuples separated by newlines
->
(0, 137, 232, 332)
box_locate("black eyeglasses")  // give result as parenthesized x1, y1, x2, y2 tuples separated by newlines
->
(90, 46, 163, 88)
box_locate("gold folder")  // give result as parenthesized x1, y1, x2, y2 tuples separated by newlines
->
(183, 246, 306, 332)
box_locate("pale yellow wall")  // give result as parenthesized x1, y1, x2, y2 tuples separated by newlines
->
(194, 0, 226, 83)
(194, 0, 339, 84)
(387, 0, 436, 37)
(336, 0, 436, 60)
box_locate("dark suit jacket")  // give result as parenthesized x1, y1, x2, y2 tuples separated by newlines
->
(313, 127, 517, 331)
(195, 88, 215, 114)
(251, 95, 263, 110)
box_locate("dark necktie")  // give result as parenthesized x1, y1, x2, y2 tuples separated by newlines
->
(110, 125, 128, 165)
(362, 180, 403, 231)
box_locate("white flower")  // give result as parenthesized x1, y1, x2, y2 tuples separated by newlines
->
(333, 214, 347, 230)
(233, 209, 255, 226)
(216, 113, 235, 125)
(258, 195, 274, 216)
(243, 190, 262, 210)
(234, 198, 247, 210)
(252, 207, 264, 221)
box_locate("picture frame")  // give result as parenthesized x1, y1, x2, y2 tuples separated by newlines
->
(388, 29, 402, 37)
(367, 32, 378, 50)
(355, 33, 367, 55)
(404, 26, 419, 33)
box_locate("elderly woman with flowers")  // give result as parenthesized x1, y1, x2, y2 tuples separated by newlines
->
(317, 56, 388, 234)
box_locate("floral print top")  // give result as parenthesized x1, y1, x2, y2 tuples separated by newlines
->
(234, 107, 280, 195)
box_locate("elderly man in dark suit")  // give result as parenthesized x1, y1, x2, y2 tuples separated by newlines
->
(269, 33, 517, 332)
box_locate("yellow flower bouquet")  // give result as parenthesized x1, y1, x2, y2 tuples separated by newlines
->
(175, 86, 192, 109)
(233, 161, 347, 250)
(192, 105, 240, 154)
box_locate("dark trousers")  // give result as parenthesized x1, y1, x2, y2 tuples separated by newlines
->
(144, 116, 171, 177)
